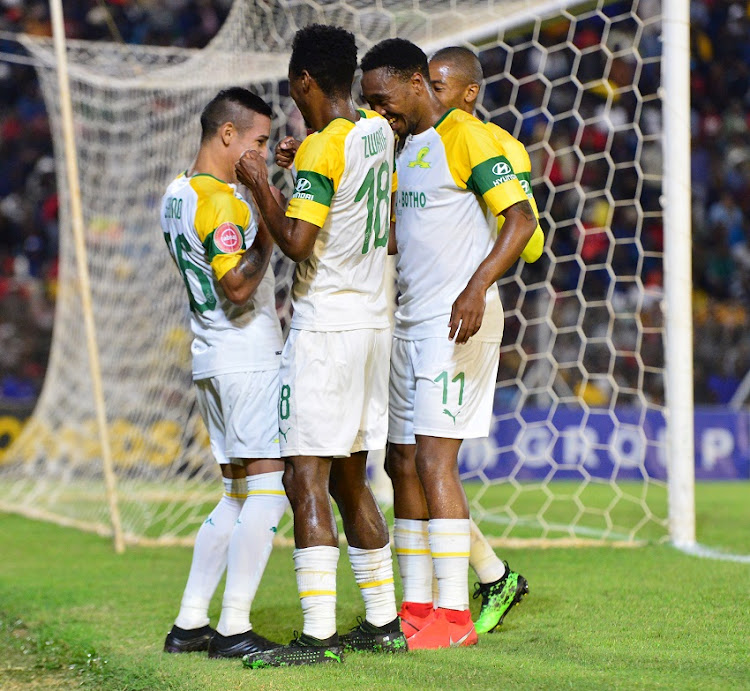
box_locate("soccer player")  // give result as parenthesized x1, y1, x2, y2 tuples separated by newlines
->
(160, 87, 288, 658)
(360, 39, 538, 649)
(234, 24, 404, 667)
(410, 45, 534, 636)
(429, 45, 544, 266)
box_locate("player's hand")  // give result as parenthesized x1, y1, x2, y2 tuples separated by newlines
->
(235, 150, 268, 190)
(449, 281, 486, 344)
(275, 137, 300, 170)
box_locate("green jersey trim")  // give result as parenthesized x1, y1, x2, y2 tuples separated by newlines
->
(467, 155, 517, 197)
(190, 172, 230, 185)
(293, 169, 335, 207)
(433, 108, 457, 130)
(516, 171, 533, 197)
(201, 225, 247, 261)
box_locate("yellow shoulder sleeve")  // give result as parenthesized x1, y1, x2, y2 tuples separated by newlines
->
(485, 123, 544, 263)
(191, 176, 249, 280)
(438, 111, 528, 217)
(286, 123, 351, 227)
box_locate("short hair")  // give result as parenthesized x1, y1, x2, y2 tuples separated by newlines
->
(288, 24, 357, 97)
(360, 38, 429, 81)
(429, 46, 484, 86)
(200, 87, 272, 142)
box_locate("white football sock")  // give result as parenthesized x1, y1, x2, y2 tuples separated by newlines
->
(393, 518, 433, 604)
(348, 543, 398, 627)
(294, 545, 339, 640)
(469, 518, 506, 584)
(216, 471, 288, 636)
(174, 477, 246, 630)
(429, 518, 471, 611)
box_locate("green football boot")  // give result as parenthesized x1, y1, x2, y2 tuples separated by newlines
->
(473, 563, 529, 634)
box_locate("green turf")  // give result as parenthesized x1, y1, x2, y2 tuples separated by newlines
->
(7, 480, 744, 548)
(0, 483, 748, 690)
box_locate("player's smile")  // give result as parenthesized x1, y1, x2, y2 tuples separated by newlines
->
(361, 68, 412, 139)
(384, 112, 405, 136)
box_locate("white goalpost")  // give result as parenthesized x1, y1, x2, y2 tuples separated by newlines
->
(0, 0, 697, 550)
(48, 0, 125, 553)
(661, 0, 695, 549)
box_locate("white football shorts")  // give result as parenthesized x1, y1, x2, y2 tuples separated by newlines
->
(388, 336, 500, 444)
(278, 328, 390, 457)
(195, 368, 280, 464)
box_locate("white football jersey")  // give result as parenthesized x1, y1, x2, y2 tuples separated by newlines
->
(161, 172, 282, 379)
(394, 108, 529, 342)
(285, 109, 396, 331)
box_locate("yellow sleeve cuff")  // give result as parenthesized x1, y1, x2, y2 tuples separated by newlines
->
(483, 182, 527, 218)
(286, 197, 329, 228)
(211, 252, 242, 281)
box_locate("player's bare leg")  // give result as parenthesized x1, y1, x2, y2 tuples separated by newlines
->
(330, 452, 389, 549)
(414, 436, 467, 518)
(387, 442, 428, 519)
(284, 455, 337, 548)
(164, 462, 247, 653)
(209, 457, 286, 658)
(386, 444, 505, 592)
(407, 435, 477, 649)
(331, 452, 404, 653)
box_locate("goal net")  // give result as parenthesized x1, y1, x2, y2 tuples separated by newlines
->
(0, 0, 674, 546)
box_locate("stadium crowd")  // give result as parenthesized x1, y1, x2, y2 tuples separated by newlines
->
(0, 0, 748, 408)
(0, 0, 232, 410)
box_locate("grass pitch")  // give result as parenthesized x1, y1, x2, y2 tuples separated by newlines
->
(0, 482, 748, 690)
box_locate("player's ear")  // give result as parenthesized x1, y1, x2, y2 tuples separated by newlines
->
(300, 70, 313, 93)
(411, 71, 426, 95)
(219, 121, 234, 147)
(465, 83, 480, 107)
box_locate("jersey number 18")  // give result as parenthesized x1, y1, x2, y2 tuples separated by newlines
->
(355, 160, 390, 255)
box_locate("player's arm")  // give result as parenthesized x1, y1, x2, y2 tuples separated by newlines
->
(487, 123, 544, 264)
(219, 224, 273, 305)
(218, 186, 285, 304)
(497, 200, 543, 264)
(447, 121, 536, 342)
(518, 222, 544, 263)
(449, 199, 536, 342)
(235, 150, 320, 262)
(502, 166, 543, 264)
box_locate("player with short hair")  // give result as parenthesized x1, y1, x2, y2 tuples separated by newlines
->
(407, 45, 535, 636)
(430, 45, 544, 266)
(360, 39, 538, 649)
(160, 87, 287, 658)
(235, 24, 404, 667)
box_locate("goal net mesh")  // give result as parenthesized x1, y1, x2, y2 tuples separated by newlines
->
(0, 0, 668, 545)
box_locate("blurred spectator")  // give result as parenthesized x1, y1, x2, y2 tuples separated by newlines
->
(491, 0, 750, 407)
(0, 0, 231, 407)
